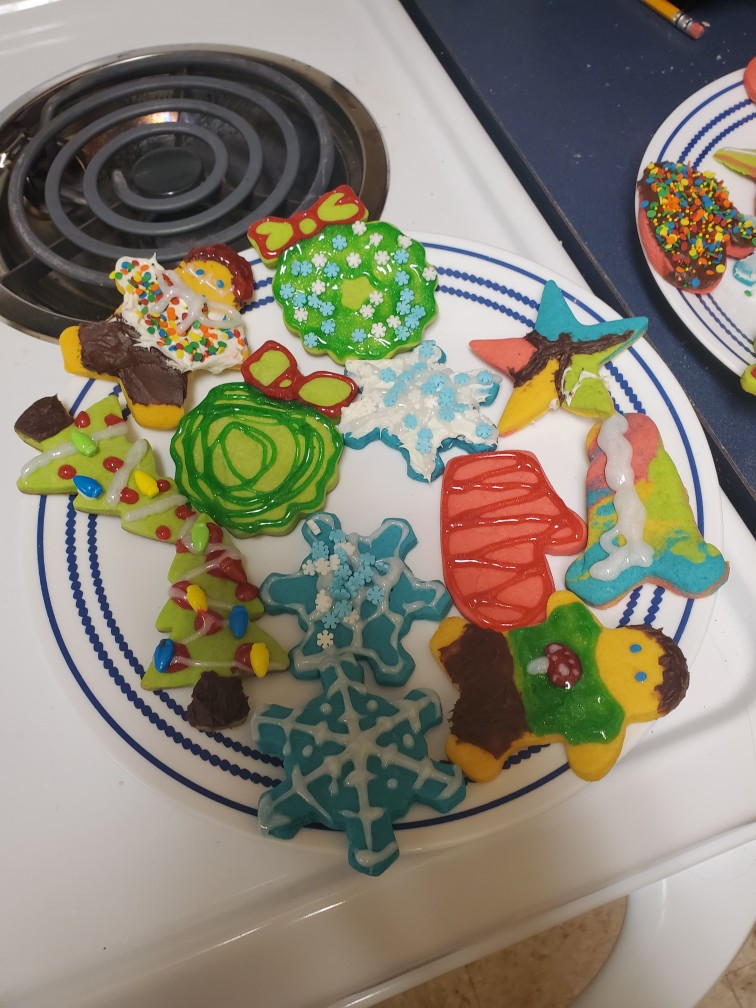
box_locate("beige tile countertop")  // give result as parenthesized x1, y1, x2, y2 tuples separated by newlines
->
(381, 902, 756, 1008)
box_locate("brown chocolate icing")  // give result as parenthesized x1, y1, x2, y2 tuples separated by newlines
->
(14, 395, 73, 444)
(439, 622, 527, 758)
(634, 624, 689, 716)
(78, 317, 188, 408)
(513, 329, 635, 399)
(186, 670, 250, 732)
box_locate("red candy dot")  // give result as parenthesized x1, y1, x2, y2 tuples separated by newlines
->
(155, 525, 172, 540)
(104, 413, 123, 426)
(74, 411, 91, 428)
(58, 464, 76, 480)
(236, 582, 259, 602)
(120, 487, 139, 504)
(545, 643, 583, 689)
(103, 456, 123, 472)
(208, 523, 223, 544)
(156, 479, 171, 493)
(175, 504, 194, 520)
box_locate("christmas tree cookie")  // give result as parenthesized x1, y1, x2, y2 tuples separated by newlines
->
(141, 515, 288, 691)
(15, 393, 198, 544)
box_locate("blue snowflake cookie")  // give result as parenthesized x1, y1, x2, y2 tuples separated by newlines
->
(339, 340, 501, 481)
(259, 512, 451, 686)
(251, 658, 466, 876)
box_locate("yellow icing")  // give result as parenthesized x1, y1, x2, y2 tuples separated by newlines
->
(498, 359, 559, 434)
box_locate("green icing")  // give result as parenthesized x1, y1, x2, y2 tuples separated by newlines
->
(273, 221, 438, 364)
(170, 383, 343, 538)
(508, 602, 624, 745)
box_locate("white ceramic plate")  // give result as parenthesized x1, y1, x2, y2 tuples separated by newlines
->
(24, 236, 723, 855)
(637, 68, 756, 376)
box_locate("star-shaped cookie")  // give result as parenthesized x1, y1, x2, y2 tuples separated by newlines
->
(470, 281, 647, 435)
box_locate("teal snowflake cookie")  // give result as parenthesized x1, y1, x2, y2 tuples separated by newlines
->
(273, 220, 438, 364)
(252, 658, 466, 876)
(340, 339, 501, 481)
(259, 512, 451, 686)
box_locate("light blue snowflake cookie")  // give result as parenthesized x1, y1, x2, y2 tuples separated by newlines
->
(259, 512, 451, 686)
(339, 339, 501, 481)
(252, 658, 466, 876)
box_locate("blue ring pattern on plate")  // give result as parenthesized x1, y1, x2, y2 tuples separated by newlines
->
(37, 242, 702, 829)
(651, 79, 756, 370)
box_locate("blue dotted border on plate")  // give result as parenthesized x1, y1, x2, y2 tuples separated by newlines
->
(37, 242, 702, 829)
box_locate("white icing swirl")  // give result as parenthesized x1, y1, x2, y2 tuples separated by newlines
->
(588, 412, 654, 581)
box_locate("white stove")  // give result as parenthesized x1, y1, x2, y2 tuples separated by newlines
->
(3, 2, 756, 1006)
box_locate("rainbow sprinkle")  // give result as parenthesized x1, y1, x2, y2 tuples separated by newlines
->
(639, 161, 756, 290)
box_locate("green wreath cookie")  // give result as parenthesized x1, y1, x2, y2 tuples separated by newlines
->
(273, 220, 438, 364)
(170, 382, 343, 538)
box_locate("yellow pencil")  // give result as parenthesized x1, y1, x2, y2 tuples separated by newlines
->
(640, 0, 706, 38)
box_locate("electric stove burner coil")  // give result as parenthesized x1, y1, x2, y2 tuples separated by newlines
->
(0, 47, 388, 339)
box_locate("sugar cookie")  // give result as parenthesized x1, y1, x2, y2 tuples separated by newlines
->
(441, 450, 586, 631)
(431, 590, 689, 782)
(565, 411, 728, 606)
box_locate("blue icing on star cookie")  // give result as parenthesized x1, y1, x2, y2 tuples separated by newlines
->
(251, 658, 466, 876)
(339, 340, 501, 482)
(259, 512, 451, 686)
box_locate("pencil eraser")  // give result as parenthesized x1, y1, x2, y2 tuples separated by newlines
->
(688, 20, 704, 40)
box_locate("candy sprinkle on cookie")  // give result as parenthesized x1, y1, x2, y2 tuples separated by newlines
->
(248, 186, 438, 364)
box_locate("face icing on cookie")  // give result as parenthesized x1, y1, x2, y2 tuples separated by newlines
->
(112, 243, 254, 373)
(431, 590, 689, 782)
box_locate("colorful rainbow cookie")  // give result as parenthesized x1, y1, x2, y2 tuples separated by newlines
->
(713, 147, 756, 181)
(339, 340, 500, 482)
(259, 512, 451, 687)
(241, 339, 358, 419)
(637, 162, 756, 293)
(431, 590, 689, 783)
(141, 516, 288, 691)
(470, 281, 647, 436)
(170, 382, 343, 538)
(252, 657, 466, 876)
(15, 393, 208, 545)
(565, 411, 728, 607)
(441, 451, 587, 631)
(248, 186, 438, 364)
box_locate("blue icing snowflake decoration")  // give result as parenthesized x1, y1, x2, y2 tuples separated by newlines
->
(252, 658, 466, 876)
(339, 340, 501, 481)
(259, 512, 451, 686)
